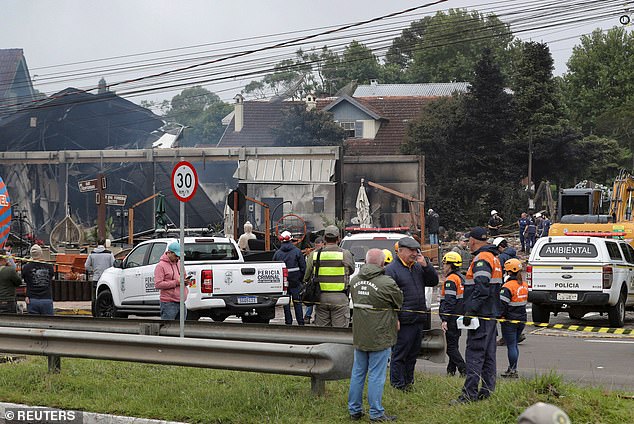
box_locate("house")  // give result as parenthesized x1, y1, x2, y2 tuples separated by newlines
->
(0, 49, 36, 118)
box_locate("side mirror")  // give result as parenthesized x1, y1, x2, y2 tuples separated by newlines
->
(113, 259, 123, 269)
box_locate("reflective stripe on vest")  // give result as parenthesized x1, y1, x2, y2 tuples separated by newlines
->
(502, 278, 528, 306)
(441, 272, 465, 299)
(313, 250, 346, 292)
(465, 251, 503, 286)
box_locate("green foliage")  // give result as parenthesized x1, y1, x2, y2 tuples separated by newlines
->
(0, 357, 631, 424)
(386, 9, 516, 83)
(162, 86, 232, 146)
(271, 104, 345, 147)
(563, 27, 634, 134)
(595, 102, 634, 169)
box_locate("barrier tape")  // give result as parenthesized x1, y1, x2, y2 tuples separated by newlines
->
(299, 299, 634, 337)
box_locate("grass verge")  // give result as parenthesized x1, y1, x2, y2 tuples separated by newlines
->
(0, 356, 632, 423)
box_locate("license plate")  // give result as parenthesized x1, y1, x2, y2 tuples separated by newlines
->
(556, 293, 578, 301)
(237, 296, 258, 304)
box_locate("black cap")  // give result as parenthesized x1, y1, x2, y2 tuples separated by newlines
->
(398, 236, 420, 250)
(466, 227, 488, 241)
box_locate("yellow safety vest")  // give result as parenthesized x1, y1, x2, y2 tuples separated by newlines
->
(312, 250, 346, 292)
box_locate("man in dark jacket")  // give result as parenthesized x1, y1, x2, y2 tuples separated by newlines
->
(0, 248, 22, 314)
(492, 237, 517, 268)
(348, 248, 403, 422)
(453, 227, 503, 404)
(273, 231, 306, 325)
(385, 236, 439, 391)
(22, 244, 54, 315)
(427, 209, 440, 245)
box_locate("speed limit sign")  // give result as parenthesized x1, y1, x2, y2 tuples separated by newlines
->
(171, 161, 198, 202)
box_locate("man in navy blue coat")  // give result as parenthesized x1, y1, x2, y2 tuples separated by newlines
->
(385, 236, 439, 391)
(273, 231, 306, 325)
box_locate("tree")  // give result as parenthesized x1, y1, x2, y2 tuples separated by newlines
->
(595, 102, 634, 169)
(563, 27, 634, 134)
(162, 86, 232, 146)
(386, 9, 516, 83)
(271, 105, 345, 147)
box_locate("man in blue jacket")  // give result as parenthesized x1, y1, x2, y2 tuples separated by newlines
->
(273, 231, 306, 325)
(385, 236, 439, 391)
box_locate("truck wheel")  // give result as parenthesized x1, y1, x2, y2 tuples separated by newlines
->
(608, 289, 626, 328)
(95, 290, 116, 318)
(531, 304, 550, 324)
(186, 310, 201, 321)
(241, 315, 270, 324)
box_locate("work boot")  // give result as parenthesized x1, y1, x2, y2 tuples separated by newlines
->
(304, 315, 311, 324)
(496, 337, 506, 346)
(350, 412, 364, 421)
(518, 333, 526, 343)
(501, 369, 519, 378)
(449, 396, 471, 405)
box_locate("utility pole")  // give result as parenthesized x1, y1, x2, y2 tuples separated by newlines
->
(97, 174, 106, 241)
(528, 132, 535, 210)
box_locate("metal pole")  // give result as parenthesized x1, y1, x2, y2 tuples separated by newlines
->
(179, 199, 185, 338)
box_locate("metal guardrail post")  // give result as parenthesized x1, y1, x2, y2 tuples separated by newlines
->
(311, 377, 326, 396)
(48, 355, 61, 373)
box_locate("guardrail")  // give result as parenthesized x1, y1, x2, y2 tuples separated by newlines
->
(0, 315, 446, 395)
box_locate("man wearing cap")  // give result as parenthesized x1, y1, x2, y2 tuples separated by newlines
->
(385, 236, 439, 391)
(451, 234, 472, 275)
(22, 244, 55, 315)
(154, 241, 190, 320)
(0, 248, 22, 314)
(273, 231, 306, 325)
(304, 225, 354, 327)
(452, 227, 503, 404)
(427, 209, 440, 245)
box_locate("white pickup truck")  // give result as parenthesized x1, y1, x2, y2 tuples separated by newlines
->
(527, 235, 634, 327)
(93, 236, 289, 323)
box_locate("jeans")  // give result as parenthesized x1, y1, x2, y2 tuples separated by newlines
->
(160, 301, 186, 320)
(283, 286, 304, 325)
(429, 233, 439, 245)
(390, 323, 424, 389)
(304, 305, 313, 318)
(348, 348, 391, 420)
(501, 322, 525, 370)
(28, 298, 54, 315)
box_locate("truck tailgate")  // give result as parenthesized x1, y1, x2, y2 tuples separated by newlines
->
(531, 264, 603, 292)
(211, 263, 284, 295)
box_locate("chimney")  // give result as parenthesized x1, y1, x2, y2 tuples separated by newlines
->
(370, 79, 378, 86)
(234, 94, 244, 132)
(305, 94, 316, 111)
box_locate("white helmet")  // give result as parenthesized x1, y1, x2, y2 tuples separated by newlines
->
(492, 237, 507, 247)
(491, 210, 498, 216)
(428, 208, 434, 214)
(535, 212, 542, 218)
(517, 402, 570, 424)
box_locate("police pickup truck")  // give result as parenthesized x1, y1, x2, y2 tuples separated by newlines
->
(93, 236, 289, 323)
(527, 235, 634, 327)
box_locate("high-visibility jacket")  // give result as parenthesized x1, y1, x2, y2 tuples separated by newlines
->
(500, 278, 528, 321)
(312, 249, 346, 292)
(464, 246, 503, 317)
(440, 271, 464, 320)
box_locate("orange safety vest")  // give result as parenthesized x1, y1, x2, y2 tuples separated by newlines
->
(441, 272, 464, 299)
(501, 279, 528, 306)
(464, 251, 503, 287)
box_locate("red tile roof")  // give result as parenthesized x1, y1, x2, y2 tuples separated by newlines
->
(344, 96, 435, 156)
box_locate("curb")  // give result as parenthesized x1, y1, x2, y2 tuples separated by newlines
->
(0, 402, 187, 424)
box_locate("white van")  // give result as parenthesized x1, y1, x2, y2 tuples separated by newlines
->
(527, 235, 634, 327)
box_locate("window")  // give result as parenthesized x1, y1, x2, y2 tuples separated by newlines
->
(148, 242, 167, 265)
(125, 244, 151, 268)
(183, 242, 239, 261)
(620, 243, 634, 264)
(605, 241, 623, 261)
(339, 121, 363, 138)
(313, 197, 324, 213)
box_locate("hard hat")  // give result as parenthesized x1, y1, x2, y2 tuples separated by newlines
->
(493, 237, 507, 248)
(504, 258, 523, 273)
(442, 251, 462, 267)
(279, 231, 292, 242)
(491, 209, 498, 216)
(382, 249, 393, 264)
(428, 208, 434, 214)
(535, 212, 542, 218)
(517, 402, 570, 424)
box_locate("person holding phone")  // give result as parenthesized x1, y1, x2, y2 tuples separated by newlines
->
(154, 242, 189, 320)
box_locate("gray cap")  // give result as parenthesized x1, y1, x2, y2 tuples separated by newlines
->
(398, 236, 420, 250)
(324, 225, 340, 237)
(517, 402, 570, 424)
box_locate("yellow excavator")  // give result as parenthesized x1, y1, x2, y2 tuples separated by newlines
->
(549, 169, 634, 244)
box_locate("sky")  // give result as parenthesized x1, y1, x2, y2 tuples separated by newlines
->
(2, 0, 630, 109)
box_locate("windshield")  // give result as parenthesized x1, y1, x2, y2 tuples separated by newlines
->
(538, 242, 598, 258)
(184, 242, 239, 261)
(340, 239, 397, 262)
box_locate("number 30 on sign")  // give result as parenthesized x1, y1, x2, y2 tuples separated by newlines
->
(171, 161, 198, 202)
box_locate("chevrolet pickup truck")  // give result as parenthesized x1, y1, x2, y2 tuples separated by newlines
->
(93, 236, 289, 323)
(527, 235, 634, 327)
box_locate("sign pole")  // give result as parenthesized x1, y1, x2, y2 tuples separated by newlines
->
(179, 199, 185, 338)
(97, 173, 106, 241)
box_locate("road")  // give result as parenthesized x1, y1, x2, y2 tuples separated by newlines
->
(419, 302, 634, 391)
